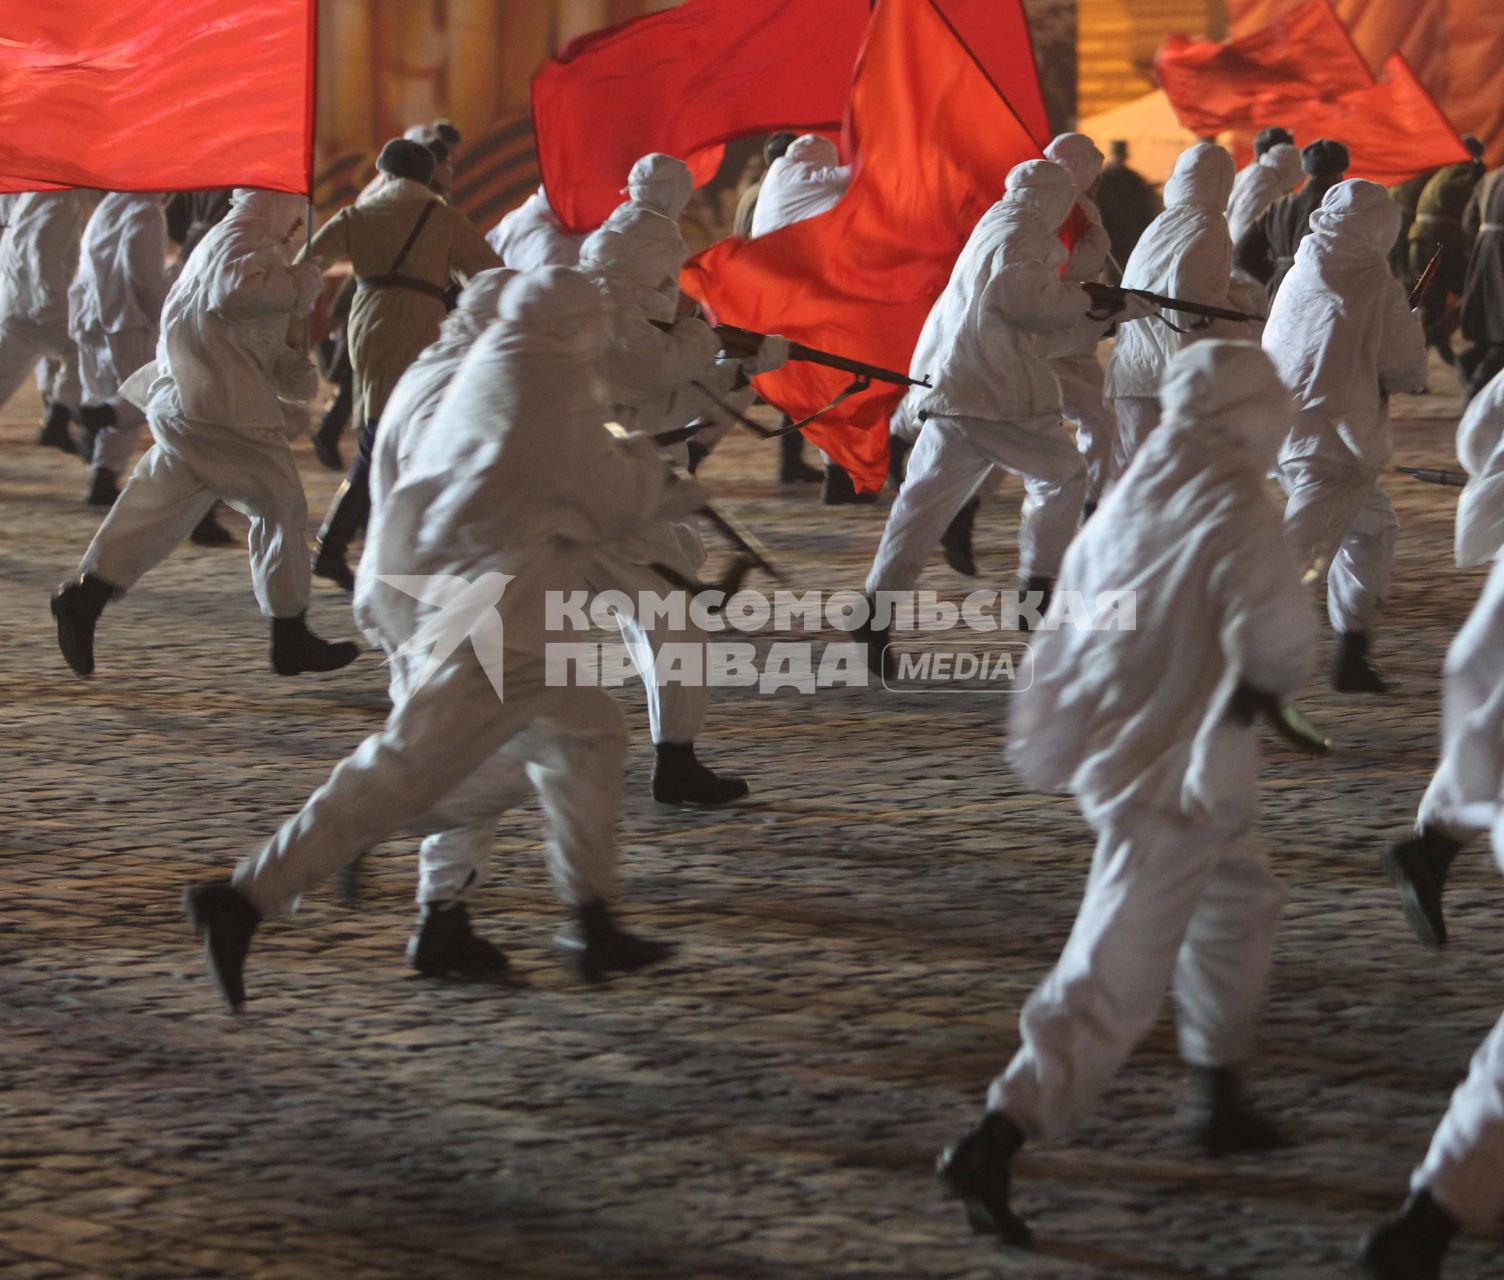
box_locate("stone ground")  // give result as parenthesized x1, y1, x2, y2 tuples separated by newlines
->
(2, 364, 1502, 1280)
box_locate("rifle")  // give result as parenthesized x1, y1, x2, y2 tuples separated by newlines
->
(1083, 281, 1264, 329)
(603, 423, 786, 587)
(1395, 465, 1468, 487)
(1226, 682, 1332, 756)
(1409, 245, 1445, 310)
(649, 318, 929, 389)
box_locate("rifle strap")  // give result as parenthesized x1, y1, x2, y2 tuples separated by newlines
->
(779, 375, 873, 434)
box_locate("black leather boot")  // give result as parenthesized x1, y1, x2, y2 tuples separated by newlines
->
(936, 1111, 1032, 1245)
(407, 903, 510, 978)
(1334, 631, 1389, 693)
(778, 431, 822, 484)
(37, 401, 74, 454)
(1016, 576, 1054, 633)
(189, 506, 234, 547)
(822, 463, 877, 505)
(313, 379, 352, 472)
(1358, 1189, 1458, 1280)
(854, 593, 895, 680)
(940, 497, 980, 576)
(269, 613, 360, 677)
(76, 402, 116, 463)
(558, 900, 674, 983)
(651, 742, 749, 807)
(887, 436, 910, 490)
(313, 477, 370, 592)
(86, 467, 120, 508)
(1382, 827, 1464, 949)
(1187, 1066, 1286, 1156)
(184, 880, 261, 1012)
(51, 573, 117, 677)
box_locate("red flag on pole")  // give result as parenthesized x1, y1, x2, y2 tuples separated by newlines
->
(532, 0, 873, 234)
(682, 0, 1044, 493)
(0, 0, 316, 195)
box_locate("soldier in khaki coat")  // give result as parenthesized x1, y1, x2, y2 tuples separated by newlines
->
(303, 138, 500, 589)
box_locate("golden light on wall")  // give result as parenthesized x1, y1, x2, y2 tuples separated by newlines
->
(317, 0, 685, 156)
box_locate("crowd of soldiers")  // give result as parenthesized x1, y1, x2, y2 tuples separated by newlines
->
(4, 112, 1503, 1278)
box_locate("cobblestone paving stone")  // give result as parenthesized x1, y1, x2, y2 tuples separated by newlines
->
(2, 362, 1502, 1279)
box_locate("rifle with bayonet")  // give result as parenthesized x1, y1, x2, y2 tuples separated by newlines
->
(649, 318, 928, 389)
(1409, 246, 1445, 310)
(1395, 465, 1468, 487)
(1083, 281, 1264, 328)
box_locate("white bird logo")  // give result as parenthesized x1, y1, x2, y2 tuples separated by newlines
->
(378, 572, 514, 701)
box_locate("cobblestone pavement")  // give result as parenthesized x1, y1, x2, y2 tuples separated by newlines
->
(3, 363, 1502, 1280)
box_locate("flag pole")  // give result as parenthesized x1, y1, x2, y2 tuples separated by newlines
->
(305, 0, 319, 256)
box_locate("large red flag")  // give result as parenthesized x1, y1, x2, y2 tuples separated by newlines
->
(1274, 54, 1470, 185)
(0, 0, 315, 194)
(1227, 0, 1504, 167)
(532, 0, 872, 235)
(1154, 0, 1373, 136)
(682, 0, 1043, 494)
(1155, 0, 1468, 184)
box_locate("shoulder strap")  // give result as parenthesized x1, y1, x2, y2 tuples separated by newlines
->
(390, 199, 439, 275)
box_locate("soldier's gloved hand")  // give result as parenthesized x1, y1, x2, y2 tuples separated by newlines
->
(741, 334, 791, 375)
(1117, 291, 1160, 322)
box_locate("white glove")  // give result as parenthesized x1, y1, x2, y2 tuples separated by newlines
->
(741, 334, 791, 375)
(1116, 291, 1160, 322)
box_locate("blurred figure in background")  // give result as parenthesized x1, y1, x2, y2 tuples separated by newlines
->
(69, 192, 170, 507)
(0, 191, 87, 452)
(1459, 159, 1504, 399)
(1094, 140, 1160, 283)
(1407, 135, 1486, 366)
(1235, 138, 1349, 301)
(733, 132, 798, 238)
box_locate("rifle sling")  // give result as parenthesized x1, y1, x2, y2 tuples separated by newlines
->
(355, 199, 444, 303)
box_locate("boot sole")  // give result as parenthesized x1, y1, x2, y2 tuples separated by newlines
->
(1380, 846, 1446, 949)
(937, 1177, 1033, 1247)
(651, 788, 751, 809)
(50, 595, 95, 678)
(183, 887, 254, 1012)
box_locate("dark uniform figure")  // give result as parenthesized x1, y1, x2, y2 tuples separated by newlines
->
(1095, 140, 1159, 282)
(1409, 136, 1487, 365)
(1460, 164, 1504, 399)
(1234, 138, 1349, 301)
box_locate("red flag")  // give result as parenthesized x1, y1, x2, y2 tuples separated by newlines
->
(532, 0, 872, 234)
(936, 0, 1051, 147)
(0, 0, 315, 195)
(1153, 0, 1374, 137)
(682, 0, 1043, 494)
(1155, 0, 1468, 185)
(1275, 54, 1470, 185)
